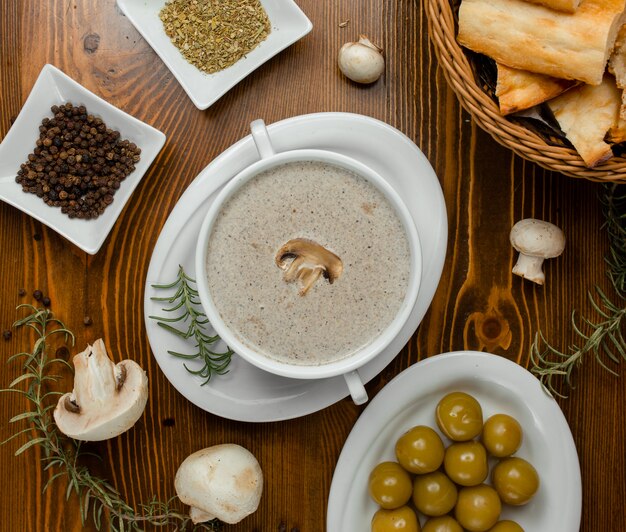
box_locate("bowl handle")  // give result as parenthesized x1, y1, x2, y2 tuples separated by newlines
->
(344, 370, 368, 405)
(250, 119, 276, 159)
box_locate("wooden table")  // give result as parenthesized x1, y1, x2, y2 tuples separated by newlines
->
(1, 1, 624, 530)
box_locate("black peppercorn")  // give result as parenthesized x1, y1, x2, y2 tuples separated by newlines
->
(42, 296, 51, 307)
(3, 330, 12, 341)
(18, 288, 26, 297)
(33, 289, 43, 301)
(83, 316, 93, 326)
(55, 346, 69, 358)
(15, 103, 141, 220)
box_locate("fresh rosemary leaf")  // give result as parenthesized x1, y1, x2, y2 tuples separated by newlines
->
(167, 351, 200, 360)
(40, 390, 65, 400)
(0, 388, 31, 397)
(82, 490, 92, 524)
(14, 437, 48, 456)
(150, 265, 233, 384)
(8, 372, 38, 388)
(9, 411, 37, 423)
(151, 278, 181, 290)
(42, 470, 67, 493)
(45, 357, 73, 369)
(152, 320, 187, 336)
(531, 184, 626, 397)
(7, 351, 33, 363)
(1, 426, 34, 446)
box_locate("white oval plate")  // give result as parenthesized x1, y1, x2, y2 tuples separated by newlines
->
(327, 351, 582, 532)
(143, 112, 447, 422)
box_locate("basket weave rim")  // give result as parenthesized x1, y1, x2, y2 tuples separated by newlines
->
(425, 0, 626, 182)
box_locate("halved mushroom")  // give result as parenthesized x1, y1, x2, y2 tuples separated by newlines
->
(53, 339, 148, 441)
(175, 444, 263, 525)
(275, 238, 343, 295)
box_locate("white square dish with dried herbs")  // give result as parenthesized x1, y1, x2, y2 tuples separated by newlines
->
(117, 0, 312, 109)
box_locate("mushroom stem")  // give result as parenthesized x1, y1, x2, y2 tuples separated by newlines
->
(337, 34, 385, 84)
(275, 238, 343, 295)
(512, 253, 546, 285)
(298, 266, 323, 296)
(357, 35, 382, 53)
(73, 340, 120, 406)
(189, 507, 216, 525)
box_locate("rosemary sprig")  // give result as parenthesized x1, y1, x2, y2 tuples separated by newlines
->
(2, 304, 221, 531)
(531, 184, 626, 397)
(149, 265, 233, 385)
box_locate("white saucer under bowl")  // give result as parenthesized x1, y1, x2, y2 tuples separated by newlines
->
(143, 112, 447, 422)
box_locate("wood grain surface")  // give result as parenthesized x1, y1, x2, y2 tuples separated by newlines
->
(1, 0, 624, 530)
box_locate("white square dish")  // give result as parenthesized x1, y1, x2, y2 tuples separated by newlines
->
(116, 0, 313, 110)
(0, 64, 166, 255)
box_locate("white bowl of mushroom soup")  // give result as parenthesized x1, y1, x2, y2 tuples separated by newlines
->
(195, 120, 422, 405)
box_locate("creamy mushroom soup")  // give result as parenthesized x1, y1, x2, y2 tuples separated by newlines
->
(205, 160, 411, 365)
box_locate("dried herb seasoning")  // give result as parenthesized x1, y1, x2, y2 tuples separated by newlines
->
(159, 0, 271, 74)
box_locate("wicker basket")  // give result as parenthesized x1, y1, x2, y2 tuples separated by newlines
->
(425, 0, 626, 182)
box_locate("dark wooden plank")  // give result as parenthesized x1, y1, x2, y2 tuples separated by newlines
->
(0, 0, 624, 530)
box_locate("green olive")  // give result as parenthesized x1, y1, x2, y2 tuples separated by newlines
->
(422, 516, 464, 532)
(371, 506, 421, 532)
(443, 441, 488, 486)
(455, 484, 501, 532)
(482, 414, 523, 458)
(487, 521, 525, 532)
(395, 425, 445, 474)
(412, 471, 457, 516)
(436, 392, 483, 441)
(491, 457, 539, 505)
(368, 461, 413, 509)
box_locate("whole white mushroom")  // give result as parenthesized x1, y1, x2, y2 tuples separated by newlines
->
(510, 219, 566, 285)
(175, 444, 263, 525)
(338, 35, 385, 84)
